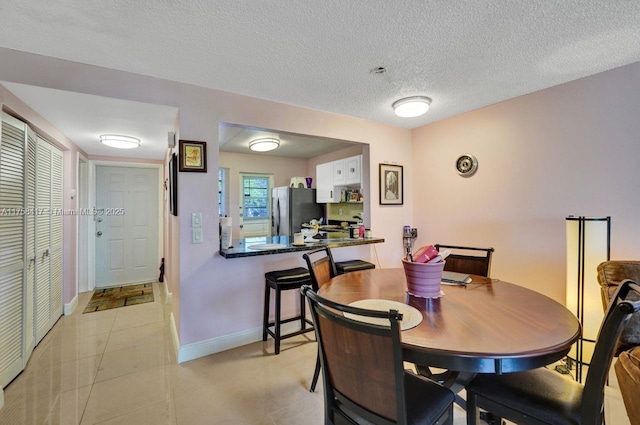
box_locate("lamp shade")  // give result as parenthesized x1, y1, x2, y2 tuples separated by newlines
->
(566, 216, 610, 377)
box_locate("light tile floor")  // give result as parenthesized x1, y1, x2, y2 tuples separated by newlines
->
(0, 281, 631, 424)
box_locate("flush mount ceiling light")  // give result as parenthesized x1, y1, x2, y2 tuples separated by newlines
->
(99, 134, 141, 149)
(392, 96, 432, 118)
(249, 137, 280, 152)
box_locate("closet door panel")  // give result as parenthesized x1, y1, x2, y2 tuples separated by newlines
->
(0, 116, 25, 387)
(34, 139, 51, 344)
(50, 147, 63, 320)
(24, 129, 37, 357)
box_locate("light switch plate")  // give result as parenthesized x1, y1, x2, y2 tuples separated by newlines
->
(192, 228, 203, 244)
(191, 212, 202, 228)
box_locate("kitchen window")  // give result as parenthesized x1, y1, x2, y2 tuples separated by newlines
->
(242, 175, 270, 219)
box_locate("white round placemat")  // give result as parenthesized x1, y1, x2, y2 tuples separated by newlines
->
(345, 299, 423, 330)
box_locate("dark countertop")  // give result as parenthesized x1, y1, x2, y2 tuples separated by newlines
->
(219, 235, 385, 259)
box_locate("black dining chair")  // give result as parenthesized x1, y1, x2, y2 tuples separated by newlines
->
(435, 244, 495, 277)
(415, 245, 495, 388)
(465, 279, 640, 425)
(302, 285, 455, 425)
(303, 247, 338, 392)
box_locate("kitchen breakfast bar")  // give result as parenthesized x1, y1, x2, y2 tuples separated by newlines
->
(219, 235, 385, 258)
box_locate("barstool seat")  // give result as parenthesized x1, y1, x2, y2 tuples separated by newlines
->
(335, 260, 375, 274)
(262, 267, 314, 354)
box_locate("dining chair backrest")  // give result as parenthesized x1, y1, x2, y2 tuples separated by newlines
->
(303, 247, 338, 291)
(466, 279, 640, 425)
(581, 279, 640, 420)
(302, 285, 407, 424)
(435, 244, 494, 277)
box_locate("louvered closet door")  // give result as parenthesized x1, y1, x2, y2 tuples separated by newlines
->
(0, 115, 26, 388)
(34, 137, 63, 344)
(49, 143, 63, 323)
(24, 128, 36, 358)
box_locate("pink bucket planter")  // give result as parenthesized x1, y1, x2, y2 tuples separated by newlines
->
(402, 259, 445, 298)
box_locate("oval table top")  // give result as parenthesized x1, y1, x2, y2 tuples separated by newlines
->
(319, 268, 581, 374)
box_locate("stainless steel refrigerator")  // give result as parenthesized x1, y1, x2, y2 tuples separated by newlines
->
(271, 187, 323, 237)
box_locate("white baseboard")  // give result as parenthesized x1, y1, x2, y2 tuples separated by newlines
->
(177, 326, 263, 363)
(64, 294, 78, 315)
(169, 313, 180, 361)
(175, 321, 311, 364)
(163, 281, 172, 305)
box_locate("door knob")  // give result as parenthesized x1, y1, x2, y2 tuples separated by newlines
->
(96, 231, 103, 237)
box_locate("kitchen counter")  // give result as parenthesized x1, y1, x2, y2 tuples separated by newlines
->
(219, 235, 385, 259)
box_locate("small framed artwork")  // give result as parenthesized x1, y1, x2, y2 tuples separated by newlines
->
(179, 140, 207, 172)
(169, 153, 178, 216)
(349, 192, 359, 202)
(379, 163, 403, 205)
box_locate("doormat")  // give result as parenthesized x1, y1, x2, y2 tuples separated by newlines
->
(83, 282, 154, 313)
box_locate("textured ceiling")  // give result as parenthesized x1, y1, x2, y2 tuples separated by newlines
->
(0, 1, 639, 157)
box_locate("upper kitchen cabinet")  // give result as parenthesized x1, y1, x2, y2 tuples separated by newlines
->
(316, 154, 362, 203)
(345, 155, 361, 185)
(316, 161, 337, 202)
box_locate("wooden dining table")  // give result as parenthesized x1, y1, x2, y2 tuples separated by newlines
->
(318, 268, 581, 389)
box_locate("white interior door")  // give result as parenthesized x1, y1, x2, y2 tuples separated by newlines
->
(95, 166, 159, 287)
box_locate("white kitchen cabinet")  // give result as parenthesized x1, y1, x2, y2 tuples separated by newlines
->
(316, 162, 336, 202)
(345, 155, 361, 185)
(316, 154, 363, 203)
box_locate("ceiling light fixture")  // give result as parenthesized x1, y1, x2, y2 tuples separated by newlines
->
(249, 137, 280, 152)
(392, 96, 432, 118)
(99, 134, 141, 149)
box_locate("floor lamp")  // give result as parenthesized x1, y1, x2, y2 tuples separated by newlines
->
(565, 216, 610, 382)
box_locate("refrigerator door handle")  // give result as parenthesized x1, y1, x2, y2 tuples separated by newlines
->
(274, 198, 280, 235)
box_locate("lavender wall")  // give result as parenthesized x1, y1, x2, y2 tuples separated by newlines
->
(412, 61, 640, 301)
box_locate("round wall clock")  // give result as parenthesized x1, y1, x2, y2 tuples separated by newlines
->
(456, 154, 478, 177)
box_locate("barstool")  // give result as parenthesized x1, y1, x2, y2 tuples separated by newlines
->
(262, 267, 315, 354)
(335, 259, 375, 274)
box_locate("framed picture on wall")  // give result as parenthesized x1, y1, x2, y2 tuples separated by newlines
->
(179, 140, 207, 172)
(169, 153, 178, 215)
(379, 163, 403, 205)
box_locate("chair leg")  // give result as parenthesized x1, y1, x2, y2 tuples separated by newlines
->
(310, 351, 321, 392)
(262, 283, 270, 341)
(466, 392, 478, 425)
(300, 291, 306, 330)
(275, 288, 282, 354)
(445, 403, 454, 425)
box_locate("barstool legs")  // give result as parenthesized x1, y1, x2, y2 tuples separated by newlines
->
(262, 267, 315, 355)
(274, 286, 282, 354)
(262, 281, 270, 342)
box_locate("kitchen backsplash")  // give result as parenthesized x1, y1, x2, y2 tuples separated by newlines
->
(327, 202, 363, 222)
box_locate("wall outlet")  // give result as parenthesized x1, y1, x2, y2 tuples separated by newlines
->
(192, 228, 203, 244)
